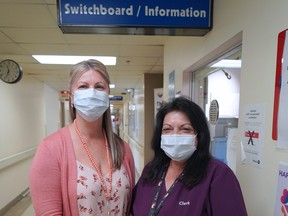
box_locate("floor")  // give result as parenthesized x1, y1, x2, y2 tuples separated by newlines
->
(2, 194, 35, 216)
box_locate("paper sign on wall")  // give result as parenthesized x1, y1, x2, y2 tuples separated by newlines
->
(274, 162, 288, 215)
(242, 104, 266, 169)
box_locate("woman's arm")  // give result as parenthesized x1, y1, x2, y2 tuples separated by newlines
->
(29, 140, 63, 215)
(209, 165, 248, 216)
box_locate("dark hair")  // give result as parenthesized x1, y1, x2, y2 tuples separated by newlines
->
(144, 96, 212, 188)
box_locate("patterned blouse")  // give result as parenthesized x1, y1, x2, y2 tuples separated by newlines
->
(77, 161, 130, 215)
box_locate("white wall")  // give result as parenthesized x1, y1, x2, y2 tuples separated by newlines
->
(163, 0, 288, 215)
(0, 74, 45, 209)
(0, 75, 60, 209)
(124, 76, 145, 179)
(44, 84, 61, 136)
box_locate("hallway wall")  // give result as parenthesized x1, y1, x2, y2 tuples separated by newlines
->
(125, 74, 163, 178)
(0, 75, 60, 210)
(0, 74, 45, 210)
(163, 0, 288, 215)
(144, 74, 163, 165)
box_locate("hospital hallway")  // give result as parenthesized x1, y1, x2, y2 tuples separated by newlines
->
(2, 1, 288, 215)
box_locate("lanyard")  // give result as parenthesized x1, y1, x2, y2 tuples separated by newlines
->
(148, 167, 182, 216)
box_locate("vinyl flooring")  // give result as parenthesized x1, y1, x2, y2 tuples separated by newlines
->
(2, 194, 34, 216)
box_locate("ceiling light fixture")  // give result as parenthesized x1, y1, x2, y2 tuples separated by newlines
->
(32, 55, 117, 65)
(210, 59, 241, 68)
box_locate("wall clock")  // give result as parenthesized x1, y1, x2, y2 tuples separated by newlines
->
(0, 59, 23, 84)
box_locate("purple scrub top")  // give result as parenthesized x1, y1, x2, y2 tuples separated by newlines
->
(131, 159, 248, 216)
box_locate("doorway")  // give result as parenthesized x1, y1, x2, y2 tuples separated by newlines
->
(191, 44, 242, 172)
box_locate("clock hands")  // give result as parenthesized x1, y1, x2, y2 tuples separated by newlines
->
(5, 68, 10, 81)
(0, 59, 23, 84)
(0, 64, 8, 81)
(1, 66, 9, 80)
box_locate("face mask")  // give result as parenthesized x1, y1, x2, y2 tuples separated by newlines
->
(73, 88, 109, 122)
(161, 134, 197, 161)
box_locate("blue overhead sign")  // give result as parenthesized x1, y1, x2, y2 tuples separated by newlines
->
(110, 96, 123, 101)
(57, 0, 213, 36)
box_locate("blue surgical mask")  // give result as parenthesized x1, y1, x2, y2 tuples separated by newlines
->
(161, 134, 197, 161)
(73, 88, 109, 122)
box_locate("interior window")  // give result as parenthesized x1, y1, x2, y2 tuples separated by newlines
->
(191, 45, 242, 172)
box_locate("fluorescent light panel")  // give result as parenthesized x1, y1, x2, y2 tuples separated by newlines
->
(210, 59, 241, 68)
(32, 55, 116, 65)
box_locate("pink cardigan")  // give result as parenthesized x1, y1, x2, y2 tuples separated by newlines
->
(29, 126, 135, 216)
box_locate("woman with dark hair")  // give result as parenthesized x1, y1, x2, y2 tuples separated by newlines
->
(30, 59, 135, 216)
(131, 96, 247, 216)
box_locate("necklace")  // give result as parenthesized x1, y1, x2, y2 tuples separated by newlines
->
(73, 120, 112, 215)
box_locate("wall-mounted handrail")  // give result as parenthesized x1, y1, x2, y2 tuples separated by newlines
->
(0, 147, 36, 170)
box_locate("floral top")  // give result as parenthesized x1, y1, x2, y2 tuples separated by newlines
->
(77, 161, 130, 215)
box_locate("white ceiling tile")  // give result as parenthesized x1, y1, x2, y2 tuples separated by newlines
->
(0, 31, 13, 43)
(0, 43, 27, 55)
(0, 1, 167, 97)
(2, 28, 66, 44)
(0, 3, 56, 28)
(119, 45, 163, 57)
(69, 44, 120, 56)
(20, 44, 72, 55)
(63, 34, 122, 45)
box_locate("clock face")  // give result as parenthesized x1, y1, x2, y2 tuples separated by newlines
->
(0, 59, 23, 84)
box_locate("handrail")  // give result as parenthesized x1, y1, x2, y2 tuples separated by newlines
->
(0, 147, 36, 170)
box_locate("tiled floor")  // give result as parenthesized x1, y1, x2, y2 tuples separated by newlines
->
(2, 194, 35, 216)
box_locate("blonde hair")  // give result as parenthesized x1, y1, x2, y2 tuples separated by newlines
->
(69, 59, 123, 169)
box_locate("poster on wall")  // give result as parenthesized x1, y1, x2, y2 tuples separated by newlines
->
(274, 162, 288, 215)
(226, 128, 238, 173)
(154, 88, 163, 117)
(242, 103, 266, 169)
(128, 102, 136, 133)
(169, 70, 175, 102)
(272, 28, 288, 149)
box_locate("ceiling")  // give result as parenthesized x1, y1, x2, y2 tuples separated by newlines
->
(0, 0, 169, 106)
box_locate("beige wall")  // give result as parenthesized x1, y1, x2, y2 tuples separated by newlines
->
(144, 74, 163, 165)
(127, 75, 145, 178)
(163, 0, 288, 215)
(0, 74, 45, 209)
(0, 74, 60, 210)
(125, 74, 163, 178)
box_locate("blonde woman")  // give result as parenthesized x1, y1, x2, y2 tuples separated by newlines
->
(30, 59, 135, 216)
